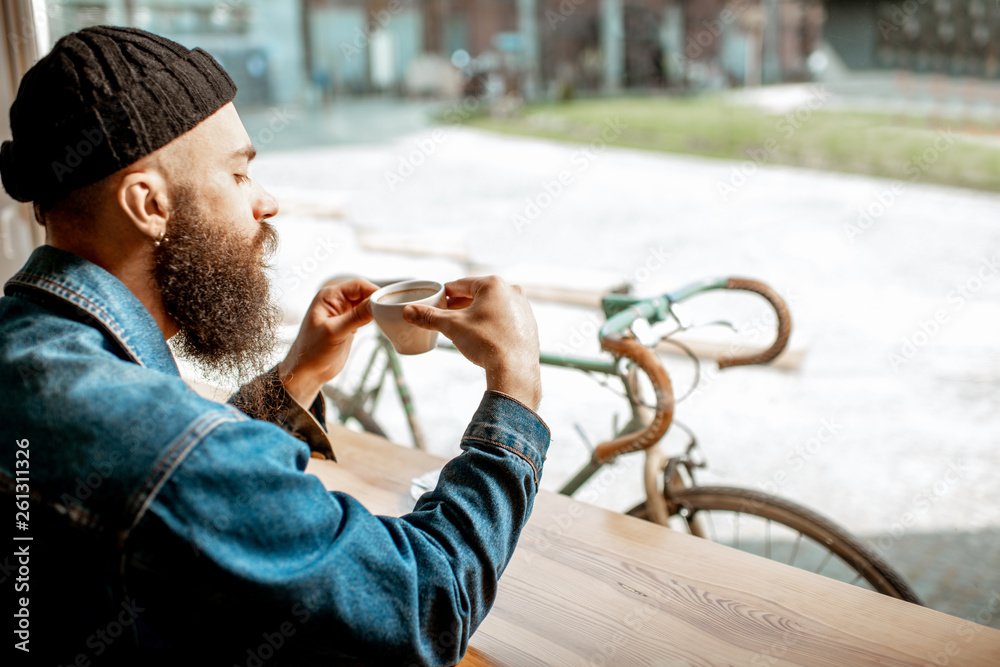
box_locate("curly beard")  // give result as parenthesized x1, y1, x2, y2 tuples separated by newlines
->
(152, 184, 281, 392)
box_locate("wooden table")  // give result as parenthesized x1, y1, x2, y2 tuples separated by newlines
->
(307, 426, 1000, 666)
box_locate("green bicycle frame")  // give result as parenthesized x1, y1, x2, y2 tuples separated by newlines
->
(336, 334, 428, 450)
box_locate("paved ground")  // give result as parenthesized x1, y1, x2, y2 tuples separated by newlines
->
(237, 100, 1000, 629)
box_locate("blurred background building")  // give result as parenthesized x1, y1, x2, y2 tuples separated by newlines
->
(33, 1, 1000, 105)
(828, 0, 1000, 78)
(38, 0, 829, 105)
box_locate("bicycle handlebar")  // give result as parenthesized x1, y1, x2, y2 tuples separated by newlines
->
(592, 335, 675, 464)
(590, 277, 791, 462)
(599, 276, 792, 369)
(715, 277, 792, 369)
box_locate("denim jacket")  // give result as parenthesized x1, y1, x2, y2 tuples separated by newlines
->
(0, 246, 550, 666)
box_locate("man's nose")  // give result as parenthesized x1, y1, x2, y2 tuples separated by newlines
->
(254, 182, 278, 221)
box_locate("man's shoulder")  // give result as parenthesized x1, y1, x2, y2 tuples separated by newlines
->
(2, 247, 180, 373)
(2, 286, 115, 356)
(0, 287, 181, 404)
(0, 288, 240, 472)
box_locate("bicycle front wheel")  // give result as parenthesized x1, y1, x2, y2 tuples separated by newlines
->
(627, 486, 922, 604)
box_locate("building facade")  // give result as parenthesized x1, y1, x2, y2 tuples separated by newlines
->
(41, 0, 827, 103)
(825, 0, 1000, 79)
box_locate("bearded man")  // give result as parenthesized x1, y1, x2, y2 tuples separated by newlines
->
(0, 26, 548, 665)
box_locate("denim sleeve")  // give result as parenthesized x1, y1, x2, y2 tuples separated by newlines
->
(137, 390, 549, 666)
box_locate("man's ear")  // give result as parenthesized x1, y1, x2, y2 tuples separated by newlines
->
(117, 170, 171, 241)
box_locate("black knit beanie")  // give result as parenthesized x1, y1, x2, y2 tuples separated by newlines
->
(0, 25, 237, 205)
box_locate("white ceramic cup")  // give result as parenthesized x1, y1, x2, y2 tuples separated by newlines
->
(369, 280, 447, 355)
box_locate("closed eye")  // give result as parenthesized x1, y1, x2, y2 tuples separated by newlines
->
(235, 173, 251, 184)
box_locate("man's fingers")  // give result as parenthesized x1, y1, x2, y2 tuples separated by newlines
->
(402, 304, 452, 332)
(343, 278, 379, 302)
(349, 298, 373, 326)
(445, 296, 474, 310)
(319, 278, 379, 309)
(443, 275, 499, 300)
(442, 277, 479, 300)
(326, 298, 373, 334)
(315, 280, 378, 329)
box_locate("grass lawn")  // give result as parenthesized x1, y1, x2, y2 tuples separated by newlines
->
(462, 96, 1000, 193)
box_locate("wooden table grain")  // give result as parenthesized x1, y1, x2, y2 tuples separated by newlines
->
(308, 425, 1000, 666)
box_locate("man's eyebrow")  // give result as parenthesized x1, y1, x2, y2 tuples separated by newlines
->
(231, 145, 257, 163)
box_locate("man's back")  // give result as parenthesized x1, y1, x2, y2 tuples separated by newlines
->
(0, 245, 292, 661)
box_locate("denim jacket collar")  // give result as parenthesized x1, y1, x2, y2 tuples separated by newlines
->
(4, 245, 179, 376)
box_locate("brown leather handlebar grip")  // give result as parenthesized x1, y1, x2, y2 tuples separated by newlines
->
(592, 335, 675, 465)
(716, 277, 792, 370)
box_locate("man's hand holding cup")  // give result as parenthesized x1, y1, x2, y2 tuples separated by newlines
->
(400, 276, 542, 411)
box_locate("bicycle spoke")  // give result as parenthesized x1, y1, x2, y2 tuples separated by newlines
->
(670, 488, 920, 603)
(814, 549, 835, 575)
(788, 533, 802, 567)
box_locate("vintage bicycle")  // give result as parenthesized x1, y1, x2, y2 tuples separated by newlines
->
(320, 275, 922, 604)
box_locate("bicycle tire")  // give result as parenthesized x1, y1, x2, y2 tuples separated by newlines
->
(627, 486, 922, 604)
(321, 385, 387, 438)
